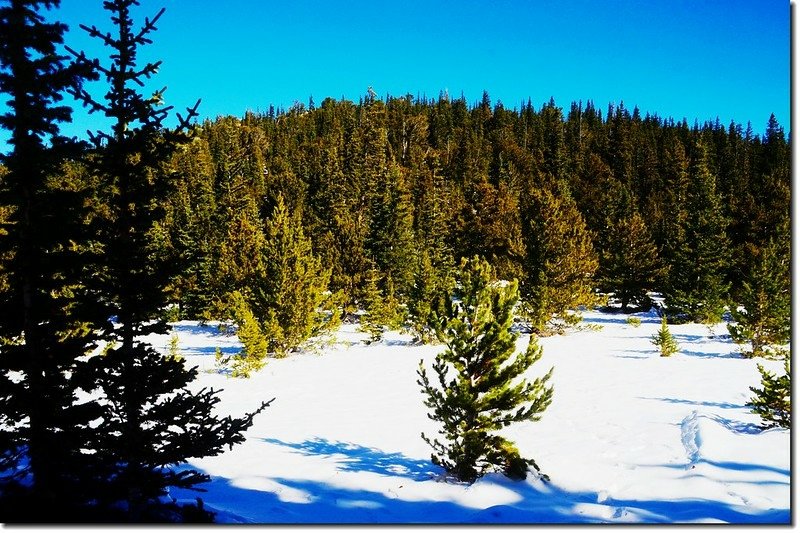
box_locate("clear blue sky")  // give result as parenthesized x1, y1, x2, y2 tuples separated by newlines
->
(18, 0, 797, 139)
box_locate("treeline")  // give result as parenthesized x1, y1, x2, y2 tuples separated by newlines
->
(145, 91, 789, 351)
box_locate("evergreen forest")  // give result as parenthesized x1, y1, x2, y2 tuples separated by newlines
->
(152, 92, 790, 339)
(0, 0, 790, 523)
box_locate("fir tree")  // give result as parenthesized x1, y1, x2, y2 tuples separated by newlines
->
(417, 256, 553, 483)
(651, 317, 679, 357)
(0, 0, 99, 514)
(748, 355, 790, 429)
(68, 1, 268, 519)
(728, 231, 790, 358)
(599, 211, 665, 311)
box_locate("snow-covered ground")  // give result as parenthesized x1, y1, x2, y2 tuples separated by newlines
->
(145, 308, 790, 524)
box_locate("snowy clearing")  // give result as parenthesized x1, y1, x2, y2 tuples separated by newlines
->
(144, 308, 789, 524)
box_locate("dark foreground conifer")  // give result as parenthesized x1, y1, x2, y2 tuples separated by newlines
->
(67, 0, 269, 520)
(417, 256, 553, 483)
(0, 0, 99, 515)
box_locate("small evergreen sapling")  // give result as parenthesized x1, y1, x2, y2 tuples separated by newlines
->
(227, 291, 267, 378)
(417, 256, 553, 483)
(748, 355, 790, 429)
(359, 268, 405, 344)
(167, 333, 182, 361)
(651, 317, 679, 357)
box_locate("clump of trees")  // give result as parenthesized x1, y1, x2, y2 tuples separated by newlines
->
(728, 230, 790, 358)
(417, 257, 553, 483)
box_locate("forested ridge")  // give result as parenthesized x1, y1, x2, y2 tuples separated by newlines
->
(148, 92, 790, 336)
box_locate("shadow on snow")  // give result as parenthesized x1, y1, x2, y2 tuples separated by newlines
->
(170, 438, 788, 524)
(261, 437, 440, 481)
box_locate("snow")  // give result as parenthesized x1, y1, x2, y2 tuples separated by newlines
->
(144, 309, 790, 524)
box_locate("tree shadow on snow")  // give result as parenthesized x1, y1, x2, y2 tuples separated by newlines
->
(648, 459, 790, 479)
(638, 397, 745, 410)
(613, 347, 740, 360)
(170, 439, 789, 524)
(261, 437, 440, 481)
(580, 315, 662, 326)
(170, 321, 233, 338)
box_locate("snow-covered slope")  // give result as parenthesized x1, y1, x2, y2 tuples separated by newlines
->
(147, 309, 789, 524)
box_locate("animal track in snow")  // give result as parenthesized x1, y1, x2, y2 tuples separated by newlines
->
(680, 411, 702, 467)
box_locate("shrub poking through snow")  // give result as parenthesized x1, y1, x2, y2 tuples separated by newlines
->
(651, 317, 679, 357)
(417, 256, 554, 483)
(626, 317, 642, 328)
(748, 355, 790, 429)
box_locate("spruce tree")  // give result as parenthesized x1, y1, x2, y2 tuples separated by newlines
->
(417, 256, 553, 483)
(68, 1, 268, 519)
(728, 231, 790, 358)
(0, 0, 99, 514)
(599, 211, 665, 311)
(663, 140, 730, 323)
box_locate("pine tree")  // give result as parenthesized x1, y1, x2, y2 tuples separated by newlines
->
(728, 231, 790, 358)
(417, 257, 553, 483)
(520, 183, 599, 333)
(748, 355, 790, 429)
(651, 317, 679, 357)
(599, 211, 665, 311)
(68, 1, 268, 519)
(250, 193, 333, 356)
(0, 0, 99, 514)
(367, 163, 416, 297)
(214, 196, 266, 309)
(456, 177, 525, 283)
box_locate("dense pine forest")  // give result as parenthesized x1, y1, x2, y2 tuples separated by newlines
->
(0, 0, 790, 524)
(149, 92, 790, 340)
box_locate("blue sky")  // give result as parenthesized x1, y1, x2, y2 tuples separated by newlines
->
(20, 0, 796, 139)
